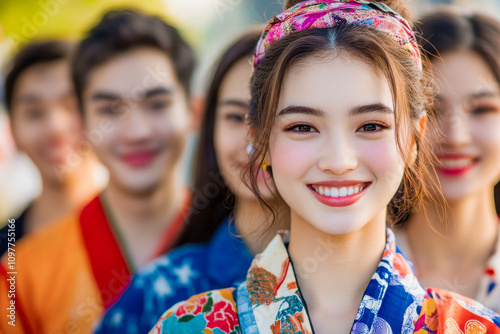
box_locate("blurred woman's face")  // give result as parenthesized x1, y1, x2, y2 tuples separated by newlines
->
(10, 60, 83, 184)
(214, 58, 273, 200)
(431, 50, 500, 202)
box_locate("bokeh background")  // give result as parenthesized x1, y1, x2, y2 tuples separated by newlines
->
(1, 0, 499, 221)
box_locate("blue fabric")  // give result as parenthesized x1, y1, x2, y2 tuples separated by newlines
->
(94, 217, 253, 334)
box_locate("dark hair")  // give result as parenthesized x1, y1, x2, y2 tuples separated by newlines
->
(246, 0, 438, 226)
(173, 29, 262, 247)
(415, 8, 500, 215)
(72, 9, 195, 110)
(4, 40, 73, 112)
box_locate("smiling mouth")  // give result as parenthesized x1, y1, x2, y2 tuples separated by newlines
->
(435, 155, 479, 176)
(437, 157, 478, 169)
(310, 183, 370, 198)
(121, 151, 158, 167)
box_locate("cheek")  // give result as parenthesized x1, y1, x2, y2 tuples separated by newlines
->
(13, 120, 45, 149)
(86, 118, 117, 157)
(474, 117, 500, 152)
(215, 126, 245, 170)
(154, 110, 190, 142)
(270, 135, 320, 181)
(357, 138, 404, 184)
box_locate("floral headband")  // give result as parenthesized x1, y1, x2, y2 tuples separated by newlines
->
(253, 0, 421, 70)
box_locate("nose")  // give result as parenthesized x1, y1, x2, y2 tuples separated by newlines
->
(121, 105, 154, 142)
(440, 107, 471, 148)
(317, 132, 358, 175)
(46, 105, 73, 137)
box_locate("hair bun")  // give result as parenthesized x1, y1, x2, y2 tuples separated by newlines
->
(284, 0, 411, 21)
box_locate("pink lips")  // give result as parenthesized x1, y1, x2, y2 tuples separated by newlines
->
(121, 151, 157, 167)
(308, 180, 371, 207)
(435, 153, 478, 177)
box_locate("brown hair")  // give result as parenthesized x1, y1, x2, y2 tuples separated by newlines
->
(4, 40, 73, 113)
(172, 29, 261, 248)
(72, 9, 195, 111)
(246, 0, 439, 226)
(416, 8, 500, 215)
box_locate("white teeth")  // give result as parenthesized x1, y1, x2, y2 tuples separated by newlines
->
(312, 184, 364, 198)
(439, 158, 474, 169)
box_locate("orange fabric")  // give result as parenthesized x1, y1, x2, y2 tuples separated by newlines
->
(0, 215, 104, 334)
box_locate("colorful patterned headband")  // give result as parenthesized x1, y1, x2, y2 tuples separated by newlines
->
(254, 0, 421, 70)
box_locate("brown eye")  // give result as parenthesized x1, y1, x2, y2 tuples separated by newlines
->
(472, 106, 498, 115)
(225, 113, 244, 123)
(293, 125, 313, 132)
(357, 123, 387, 132)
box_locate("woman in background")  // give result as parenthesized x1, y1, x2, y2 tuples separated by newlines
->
(95, 28, 288, 334)
(396, 8, 500, 312)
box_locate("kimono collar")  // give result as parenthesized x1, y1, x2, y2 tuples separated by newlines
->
(241, 228, 426, 333)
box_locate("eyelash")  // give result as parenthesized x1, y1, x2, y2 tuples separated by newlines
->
(225, 114, 245, 123)
(357, 122, 390, 132)
(472, 105, 499, 115)
(284, 123, 317, 133)
(284, 122, 390, 133)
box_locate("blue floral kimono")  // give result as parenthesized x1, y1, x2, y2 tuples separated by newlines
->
(149, 229, 500, 333)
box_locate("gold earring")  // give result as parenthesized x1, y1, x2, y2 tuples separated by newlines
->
(262, 161, 269, 170)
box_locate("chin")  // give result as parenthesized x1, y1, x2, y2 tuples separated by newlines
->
(118, 178, 162, 196)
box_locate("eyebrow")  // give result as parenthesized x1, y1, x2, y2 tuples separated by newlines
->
(144, 87, 172, 99)
(469, 90, 500, 100)
(14, 91, 74, 105)
(277, 103, 393, 117)
(218, 99, 249, 108)
(277, 105, 325, 117)
(90, 87, 172, 102)
(14, 94, 42, 105)
(348, 103, 393, 116)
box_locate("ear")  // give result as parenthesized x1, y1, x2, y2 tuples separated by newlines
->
(189, 95, 205, 132)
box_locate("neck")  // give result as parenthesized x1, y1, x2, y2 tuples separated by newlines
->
(26, 155, 101, 233)
(102, 168, 186, 269)
(104, 170, 185, 228)
(288, 210, 386, 323)
(406, 188, 498, 271)
(235, 197, 290, 255)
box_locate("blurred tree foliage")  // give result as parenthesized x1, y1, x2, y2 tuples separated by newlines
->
(0, 0, 176, 63)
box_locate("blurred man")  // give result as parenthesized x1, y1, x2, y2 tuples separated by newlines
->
(0, 11, 195, 334)
(0, 40, 103, 256)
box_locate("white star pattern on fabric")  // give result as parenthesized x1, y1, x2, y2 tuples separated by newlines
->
(174, 262, 196, 285)
(110, 310, 123, 327)
(153, 276, 173, 297)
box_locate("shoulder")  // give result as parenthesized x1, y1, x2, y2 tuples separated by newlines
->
(1, 213, 79, 266)
(149, 288, 240, 334)
(414, 287, 500, 333)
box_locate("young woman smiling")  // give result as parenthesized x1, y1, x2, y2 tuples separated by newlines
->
(396, 8, 500, 312)
(148, 1, 500, 333)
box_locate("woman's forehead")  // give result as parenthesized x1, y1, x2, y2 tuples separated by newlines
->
(277, 56, 393, 116)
